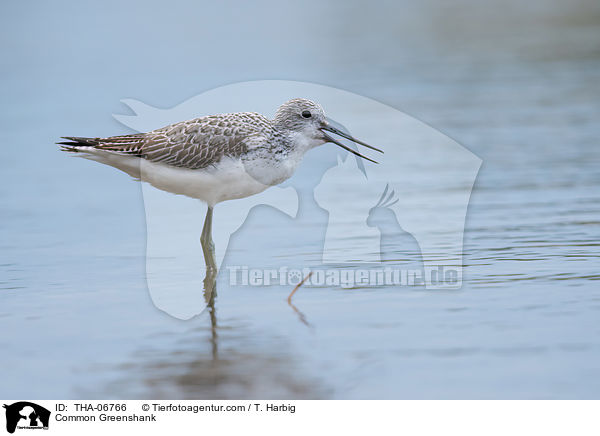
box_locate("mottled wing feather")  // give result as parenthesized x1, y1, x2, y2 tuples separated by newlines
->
(84, 113, 273, 169)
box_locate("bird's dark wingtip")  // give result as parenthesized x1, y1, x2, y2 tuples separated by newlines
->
(56, 136, 100, 152)
(57, 137, 88, 152)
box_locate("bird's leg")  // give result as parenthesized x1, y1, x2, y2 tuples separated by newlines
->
(201, 205, 218, 359)
(201, 206, 217, 272)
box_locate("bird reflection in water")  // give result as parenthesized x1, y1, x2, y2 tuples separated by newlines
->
(84, 263, 327, 398)
(203, 266, 219, 360)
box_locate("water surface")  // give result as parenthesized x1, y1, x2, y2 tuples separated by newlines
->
(1, 0, 599, 399)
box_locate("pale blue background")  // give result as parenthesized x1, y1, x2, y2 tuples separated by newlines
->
(1, 0, 599, 398)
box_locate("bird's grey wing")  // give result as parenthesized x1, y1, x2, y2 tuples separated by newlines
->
(141, 117, 257, 169)
(61, 114, 271, 169)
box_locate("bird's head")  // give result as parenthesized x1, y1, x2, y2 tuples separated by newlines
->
(274, 98, 383, 163)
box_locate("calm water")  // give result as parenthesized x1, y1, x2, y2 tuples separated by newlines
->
(1, 0, 599, 398)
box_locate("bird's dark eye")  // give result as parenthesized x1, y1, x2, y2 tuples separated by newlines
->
(301, 110, 312, 119)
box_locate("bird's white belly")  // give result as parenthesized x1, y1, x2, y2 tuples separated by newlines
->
(76, 148, 301, 206)
(139, 157, 272, 206)
(76, 149, 273, 206)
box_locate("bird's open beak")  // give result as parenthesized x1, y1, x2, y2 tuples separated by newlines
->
(320, 124, 383, 164)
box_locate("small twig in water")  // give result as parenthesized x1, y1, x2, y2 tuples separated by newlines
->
(287, 272, 313, 304)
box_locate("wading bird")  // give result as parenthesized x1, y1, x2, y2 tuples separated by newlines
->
(59, 98, 383, 272)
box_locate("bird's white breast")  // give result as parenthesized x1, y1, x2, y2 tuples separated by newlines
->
(139, 157, 272, 206)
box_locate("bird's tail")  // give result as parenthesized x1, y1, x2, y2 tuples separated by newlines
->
(57, 136, 101, 152)
(57, 134, 145, 154)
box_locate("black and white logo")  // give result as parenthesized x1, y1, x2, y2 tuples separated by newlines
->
(3, 402, 50, 434)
